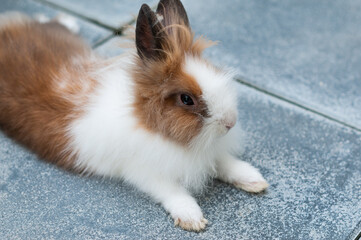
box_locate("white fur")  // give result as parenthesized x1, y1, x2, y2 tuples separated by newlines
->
(67, 53, 267, 231)
(156, 13, 164, 22)
(185, 56, 239, 138)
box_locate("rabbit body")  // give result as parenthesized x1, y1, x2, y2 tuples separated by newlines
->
(0, 1, 268, 232)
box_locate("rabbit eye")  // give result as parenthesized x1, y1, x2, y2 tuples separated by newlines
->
(180, 94, 194, 106)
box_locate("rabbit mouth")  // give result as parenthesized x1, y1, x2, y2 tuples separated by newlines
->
(217, 124, 233, 137)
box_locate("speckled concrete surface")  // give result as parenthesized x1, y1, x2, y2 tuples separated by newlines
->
(0, 0, 360, 239)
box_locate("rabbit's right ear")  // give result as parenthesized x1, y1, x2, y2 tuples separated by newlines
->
(156, 0, 189, 28)
(136, 4, 166, 61)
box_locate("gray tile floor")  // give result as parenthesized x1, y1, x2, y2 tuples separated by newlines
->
(0, 0, 360, 239)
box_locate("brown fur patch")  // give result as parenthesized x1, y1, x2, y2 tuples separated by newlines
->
(0, 17, 95, 169)
(133, 58, 210, 145)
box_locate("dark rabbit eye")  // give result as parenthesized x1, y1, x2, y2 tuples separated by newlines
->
(180, 94, 194, 106)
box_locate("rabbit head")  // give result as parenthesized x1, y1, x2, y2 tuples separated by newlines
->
(132, 0, 238, 148)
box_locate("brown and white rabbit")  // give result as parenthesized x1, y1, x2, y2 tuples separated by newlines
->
(0, 0, 268, 231)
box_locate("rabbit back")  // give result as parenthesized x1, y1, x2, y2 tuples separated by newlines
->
(0, 13, 94, 169)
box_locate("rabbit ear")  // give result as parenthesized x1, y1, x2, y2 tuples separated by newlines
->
(136, 4, 167, 60)
(156, 0, 190, 29)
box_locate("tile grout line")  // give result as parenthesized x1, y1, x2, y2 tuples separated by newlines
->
(347, 220, 361, 240)
(92, 34, 116, 49)
(31, 0, 141, 48)
(92, 4, 158, 49)
(235, 77, 361, 133)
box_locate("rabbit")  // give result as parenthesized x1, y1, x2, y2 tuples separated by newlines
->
(0, 0, 269, 232)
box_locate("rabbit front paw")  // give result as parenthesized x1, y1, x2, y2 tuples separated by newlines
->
(233, 177, 269, 193)
(217, 155, 269, 193)
(174, 216, 208, 232)
(231, 163, 269, 193)
(166, 196, 208, 232)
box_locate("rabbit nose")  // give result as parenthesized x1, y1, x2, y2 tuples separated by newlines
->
(221, 112, 237, 130)
(225, 120, 236, 130)
(226, 122, 235, 130)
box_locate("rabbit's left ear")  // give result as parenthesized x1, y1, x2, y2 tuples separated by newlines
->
(156, 0, 190, 29)
(136, 4, 167, 60)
